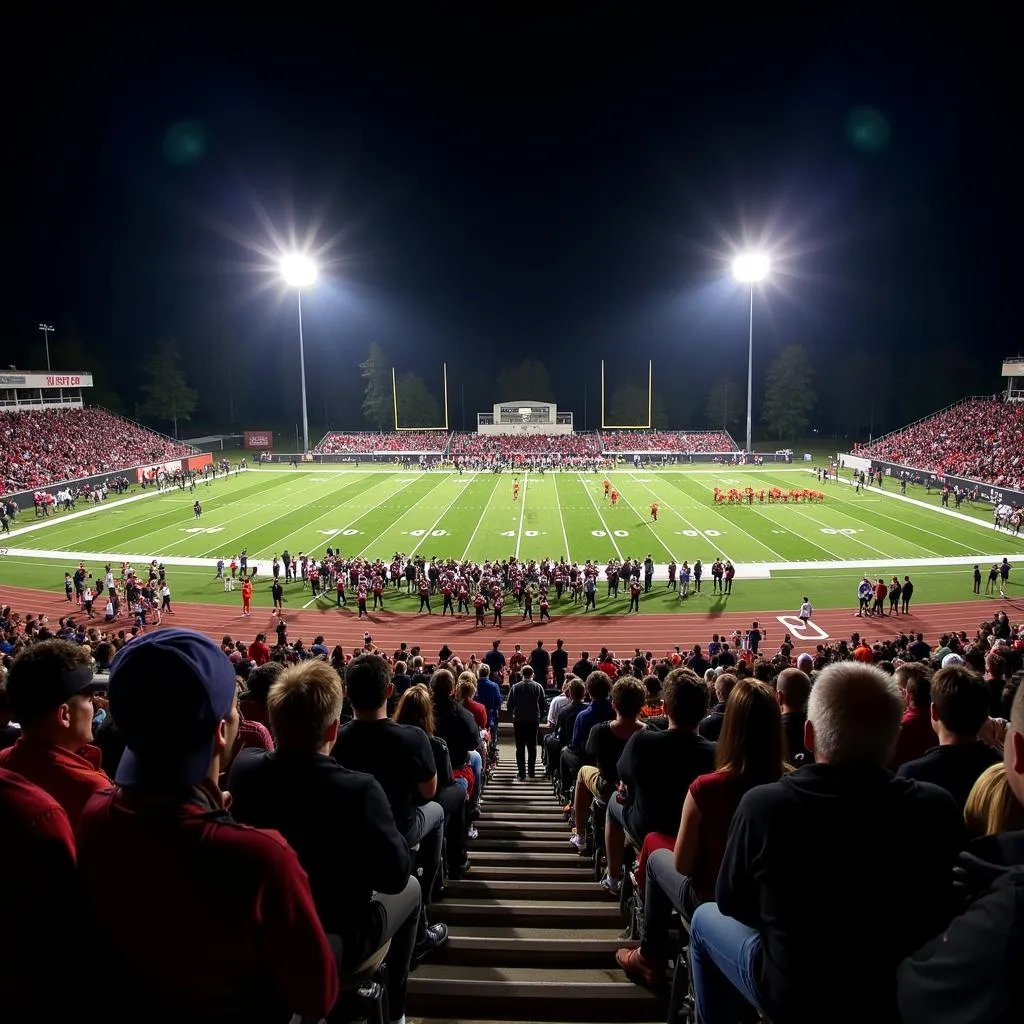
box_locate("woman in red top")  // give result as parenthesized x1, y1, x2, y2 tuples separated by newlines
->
(616, 679, 788, 984)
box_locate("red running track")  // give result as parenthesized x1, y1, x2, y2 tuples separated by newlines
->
(6, 584, 1023, 658)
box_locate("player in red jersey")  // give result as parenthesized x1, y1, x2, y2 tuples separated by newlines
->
(650, 502, 658, 522)
(610, 489, 619, 507)
(603, 479, 611, 499)
(513, 480, 520, 501)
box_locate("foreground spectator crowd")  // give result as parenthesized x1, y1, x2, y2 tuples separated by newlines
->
(0, 407, 193, 494)
(2, 602, 1023, 1022)
(859, 396, 1024, 488)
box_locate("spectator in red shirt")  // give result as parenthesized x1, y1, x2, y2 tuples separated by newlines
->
(891, 663, 936, 768)
(0, 639, 111, 827)
(75, 628, 339, 1024)
(247, 633, 271, 667)
(0, 767, 78, 1017)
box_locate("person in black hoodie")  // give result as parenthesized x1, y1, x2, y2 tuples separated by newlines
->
(689, 661, 964, 1024)
(897, 664, 1000, 810)
(898, 681, 1024, 1022)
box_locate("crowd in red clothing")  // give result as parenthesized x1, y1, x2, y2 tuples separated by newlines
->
(315, 431, 447, 454)
(0, 407, 193, 495)
(859, 397, 1024, 487)
(449, 432, 599, 459)
(600, 430, 735, 453)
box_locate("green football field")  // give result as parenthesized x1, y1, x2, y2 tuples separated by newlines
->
(3, 464, 1023, 614)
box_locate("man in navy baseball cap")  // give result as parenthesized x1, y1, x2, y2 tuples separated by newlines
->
(76, 627, 340, 1022)
(108, 628, 239, 788)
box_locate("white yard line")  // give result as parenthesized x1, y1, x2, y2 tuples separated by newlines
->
(627, 473, 738, 561)
(462, 476, 502, 561)
(578, 474, 623, 560)
(515, 471, 530, 559)
(354, 475, 452, 557)
(617, 476, 677, 562)
(553, 474, 573, 562)
(411, 474, 481, 557)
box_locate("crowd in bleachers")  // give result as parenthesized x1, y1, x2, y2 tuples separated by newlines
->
(0, 407, 192, 495)
(600, 430, 735, 453)
(859, 396, 1024, 488)
(449, 432, 599, 460)
(3, 600, 1022, 1022)
(314, 431, 447, 454)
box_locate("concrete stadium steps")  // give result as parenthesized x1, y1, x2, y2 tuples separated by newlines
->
(407, 730, 661, 1024)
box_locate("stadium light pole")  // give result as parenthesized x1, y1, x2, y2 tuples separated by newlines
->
(731, 253, 771, 456)
(38, 323, 54, 370)
(280, 254, 318, 454)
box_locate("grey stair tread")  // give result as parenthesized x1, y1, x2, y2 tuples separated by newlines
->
(432, 901, 620, 923)
(471, 840, 577, 853)
(409, 965, 659, 997)
(460, 865, 593, 880)
(468, 851, 585, 864)
(472, 828, 570, 840)
(447, 880, 604, 899)
(442, 925, 627, 940)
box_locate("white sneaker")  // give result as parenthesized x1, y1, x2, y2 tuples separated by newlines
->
(570, 833, 585, 850)
(467, 825, 479, 840)
(600, 874, 621, 896)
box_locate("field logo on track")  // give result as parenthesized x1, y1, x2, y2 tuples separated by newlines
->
(776, 615, 830, 641)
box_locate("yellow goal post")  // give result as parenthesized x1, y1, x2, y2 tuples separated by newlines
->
(600, 359, 652, 429)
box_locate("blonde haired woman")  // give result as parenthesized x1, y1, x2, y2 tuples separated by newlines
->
(964, 762, 1024, 838)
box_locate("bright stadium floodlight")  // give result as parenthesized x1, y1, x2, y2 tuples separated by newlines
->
(280, 253, 318, 288)
(731, 251, 772, 456)
(731, 251, 770, 284)
(280, 254, 319, 454)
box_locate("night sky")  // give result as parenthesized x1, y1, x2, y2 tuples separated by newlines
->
(6, 13, 1020, 440)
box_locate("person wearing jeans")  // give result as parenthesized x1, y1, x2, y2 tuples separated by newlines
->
(507, 667, 545, 780)
(689, 901, 765, 1024)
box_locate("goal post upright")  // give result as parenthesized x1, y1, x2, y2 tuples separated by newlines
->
(600, 358, 653, 429)
(391, 362, 450, 431)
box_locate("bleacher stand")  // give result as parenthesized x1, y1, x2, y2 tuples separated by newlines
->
(859, 396, 1024, 487)
(449, 433, 599, 459)
(600, 430, 734, 453)
(314, 432, 446, 454)
(0, 407, 193, 494)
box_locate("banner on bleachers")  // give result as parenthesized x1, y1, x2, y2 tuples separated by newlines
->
(0, 371, 93, 388)
(244, 430, 273, 449)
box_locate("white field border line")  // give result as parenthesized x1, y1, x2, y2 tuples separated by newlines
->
(515, 471, 530, 559)
(205, 472, 418, 561)
(681, 473, 817, 561)
(618, 475, 678, 562)
(803, 467, 1024, 535)
(354, 474, 454, 558)
(552, 473, 572, 562)
(3, 485, 171, 541)
(800, 470, 995, 552)
(628, 473, 735, 562)
(411, 473, 482, 558)
(461, 475, 503, 561)
(192, 471, 380, 558)
(17, 471, 308, 552)
(577, 473, 623, 560)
